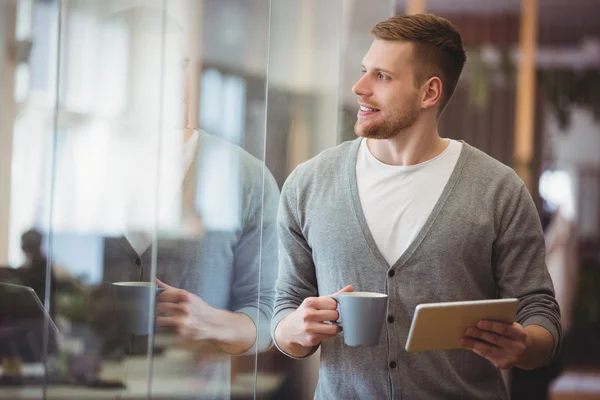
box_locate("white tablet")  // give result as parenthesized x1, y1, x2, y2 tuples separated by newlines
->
(405, 298, 519, 352)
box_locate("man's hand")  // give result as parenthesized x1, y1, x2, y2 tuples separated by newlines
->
(155, 279, 256, 355)
(460, 320, 527, 369)
(275, 285, 354, 358)
(155, 278, 217, 342)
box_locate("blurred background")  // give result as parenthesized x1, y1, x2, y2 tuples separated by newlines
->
(0, 0, 599, 399)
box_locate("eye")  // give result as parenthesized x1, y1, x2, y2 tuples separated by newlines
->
(377, 72, 389, 81)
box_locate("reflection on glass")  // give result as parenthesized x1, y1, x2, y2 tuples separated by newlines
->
(1, 0, 280, 399)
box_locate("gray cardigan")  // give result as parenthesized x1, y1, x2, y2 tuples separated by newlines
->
(272, 138, 561, 400)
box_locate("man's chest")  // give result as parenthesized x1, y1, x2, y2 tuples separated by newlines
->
(101, 232, 238, 307)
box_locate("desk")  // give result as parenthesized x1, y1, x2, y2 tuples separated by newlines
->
(0, 349, 284, 399)
(0, 373, 283, 399)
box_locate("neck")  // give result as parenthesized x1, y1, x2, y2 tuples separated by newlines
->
(184, 127, 195, 142)
(365, 118, 447, 166)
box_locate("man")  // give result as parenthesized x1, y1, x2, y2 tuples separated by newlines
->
(88, 6, 280, 399)
(0, 230, 58, 363)
(19, 229, 56, 319)
(272, 13, 561, 399)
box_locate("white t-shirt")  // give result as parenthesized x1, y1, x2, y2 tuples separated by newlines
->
(124, 130, 200, 256)
(356, 138, 462, 266)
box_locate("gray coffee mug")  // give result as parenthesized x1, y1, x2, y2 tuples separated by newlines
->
(112, 282, 166, 336)
(332, 292, 388, 347)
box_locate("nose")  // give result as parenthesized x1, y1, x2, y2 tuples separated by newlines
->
(352, 74, 372, 98)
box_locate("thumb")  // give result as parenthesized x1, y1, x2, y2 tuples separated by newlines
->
(155, 278, 173, 289)
(332, 285, 354, 296)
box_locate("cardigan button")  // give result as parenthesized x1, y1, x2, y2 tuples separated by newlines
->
(388, 270, 395, 277)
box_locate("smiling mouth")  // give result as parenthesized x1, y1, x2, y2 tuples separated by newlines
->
(357, 105, 380, 120)
(359, 105, 380, 112)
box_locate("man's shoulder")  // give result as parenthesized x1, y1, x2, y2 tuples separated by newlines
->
(462, 142, 524, 189)
(199, 130, 263, 172)
(199, 130, 278, 189)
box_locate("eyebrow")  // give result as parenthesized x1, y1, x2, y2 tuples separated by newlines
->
(361, 65, 396, 78)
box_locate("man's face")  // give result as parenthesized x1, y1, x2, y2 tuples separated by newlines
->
(352, 40, 422, 139)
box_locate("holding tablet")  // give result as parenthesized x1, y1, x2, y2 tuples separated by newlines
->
(405, 298, 519, 352)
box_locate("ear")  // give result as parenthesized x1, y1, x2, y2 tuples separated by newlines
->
(421, 76, 443, 111)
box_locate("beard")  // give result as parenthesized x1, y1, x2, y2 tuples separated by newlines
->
(354, 101, 421, 140)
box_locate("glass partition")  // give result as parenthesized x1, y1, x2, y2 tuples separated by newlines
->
(1, 0, 395, 399)
(1, 0, 278, 398)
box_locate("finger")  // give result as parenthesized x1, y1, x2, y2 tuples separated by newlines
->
(156, 315, 184, 328)
(158, 288, 188, 303)
(309, 321, 342, 335)
(465, 327, 513, 349)
(332, 285, 354, 296)
(178, 291, 191, 302)
(309, 310, 340, 322)
(460, 337, 503, 359)
(311, 332, 338, 342)
(477, 320, 526, 341)
(156, 302, 189, 316)
(300, 308, 339, 322)
(304, 296, 338, 311)
(155, 278, 173, 290)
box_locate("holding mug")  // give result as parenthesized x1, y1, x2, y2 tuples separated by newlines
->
(332, 292, 388, 347)
(112, 282, 165, 336)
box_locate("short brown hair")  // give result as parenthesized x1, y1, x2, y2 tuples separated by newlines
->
(371, 13, 466, 114)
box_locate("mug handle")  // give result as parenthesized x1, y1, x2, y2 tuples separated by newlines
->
(155, 287, 168, 317)
(329, 295, 343, 330)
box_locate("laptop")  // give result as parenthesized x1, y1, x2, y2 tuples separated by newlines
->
(0, 281, 60, 363)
